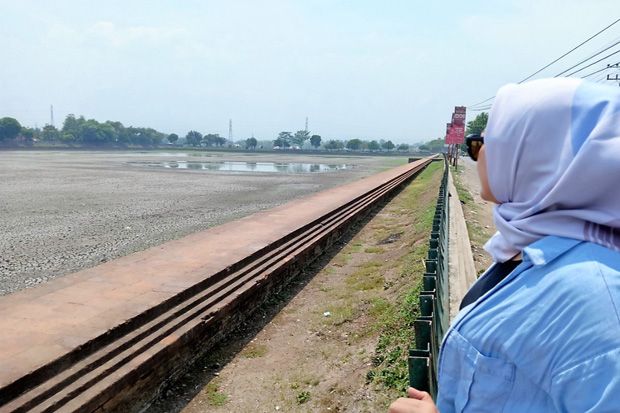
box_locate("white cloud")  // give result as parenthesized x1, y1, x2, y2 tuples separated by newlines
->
(87, 21, 190, 48)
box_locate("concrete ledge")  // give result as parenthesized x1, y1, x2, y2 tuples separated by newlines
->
(447, 170, 477, 320)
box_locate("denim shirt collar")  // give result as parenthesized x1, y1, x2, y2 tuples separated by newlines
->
(522, 236, 583, 266)
(446, 236, 584, 337)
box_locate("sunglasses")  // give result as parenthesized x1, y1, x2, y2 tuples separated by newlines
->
(465, 134, 484, 161)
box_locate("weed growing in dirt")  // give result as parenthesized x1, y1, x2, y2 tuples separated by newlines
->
(346, 261, 383, 291)
(205, 379, 228, 407)
(364, 246, 385, 254)
(241, 343, 268, 358)
(325, 300, 357, 326)
(297, 391, 311, 404)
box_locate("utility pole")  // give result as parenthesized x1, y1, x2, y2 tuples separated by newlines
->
(305, 117, 308, 132)
(50, 105, 54, 127)
(607, 63, 620, 86)
(228, 119, 233, 143)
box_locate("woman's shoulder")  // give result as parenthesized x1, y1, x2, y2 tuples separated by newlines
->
(537, 240, 620, 293)
(469, 239, 620, 313)
(469, 240, 620, 378)
(502, 239, 620, 327)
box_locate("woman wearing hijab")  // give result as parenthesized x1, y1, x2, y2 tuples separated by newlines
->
(389, 78, 620, 413)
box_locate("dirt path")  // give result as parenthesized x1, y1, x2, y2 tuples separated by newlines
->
(148, 163, 443, 413)
(451, 159, 495, 273)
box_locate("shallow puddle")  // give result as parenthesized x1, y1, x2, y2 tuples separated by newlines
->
(130, 161, 349, 173)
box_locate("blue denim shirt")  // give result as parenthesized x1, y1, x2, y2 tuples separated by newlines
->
(437, 236, 620, 412)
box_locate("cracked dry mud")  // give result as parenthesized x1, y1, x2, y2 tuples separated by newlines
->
(0, 150, 402, 296)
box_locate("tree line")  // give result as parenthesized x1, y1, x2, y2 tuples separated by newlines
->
(0, 115, 166, 146)
(0, 114, 417, 152)
(272, 131, 409, 152)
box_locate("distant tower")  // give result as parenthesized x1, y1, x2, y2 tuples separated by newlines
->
(228, 119, 233, 142)
(305, 116, 308, 132)
(50, 105, 54, 127)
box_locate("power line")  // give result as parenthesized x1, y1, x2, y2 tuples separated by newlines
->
(554, 40, 620, 77)
(581, 62, 620, 78)
(467, 17, 620, 109)
(593, 71, 611, 82)
(469, 47, 620, 109)
(565, 50, 620, 77)
(470, 105, 492, 112)
(518, 18, 620, 83)
(468, 95, 495, 109)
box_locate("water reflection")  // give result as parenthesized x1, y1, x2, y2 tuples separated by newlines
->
(132, 161, 349, 173)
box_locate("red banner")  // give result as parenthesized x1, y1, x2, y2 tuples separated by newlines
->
(445, 106, 466, 144)
(446, 125, 464, 144)
(452, 112, 465, 126)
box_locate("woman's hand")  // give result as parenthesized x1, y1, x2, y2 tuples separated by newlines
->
(388, 387, 439, 413)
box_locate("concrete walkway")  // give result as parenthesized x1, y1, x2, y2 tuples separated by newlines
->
(447, 170, 477, 320)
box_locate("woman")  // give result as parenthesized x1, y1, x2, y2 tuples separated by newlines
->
(390, 78, 620, 412)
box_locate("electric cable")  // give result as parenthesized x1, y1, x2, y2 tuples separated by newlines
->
(518, 18, 620, 83)
(581, 61, 620, 78)
(467, 17, 620, 109)
(554, 41, 620, 77)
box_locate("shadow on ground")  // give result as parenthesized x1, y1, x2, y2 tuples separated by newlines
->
(146, 183, 410, 413)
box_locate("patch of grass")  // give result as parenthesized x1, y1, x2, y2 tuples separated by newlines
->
(346, 261, 384, 291)
(368, 297, 393, 320)
(297, 391, 311, 404)
(323, 267, 336, 275)
(348, 242, 364, 253)
(451, 166, 474, 205)
(241, 343, 268, 358)
(325, 300, 357, 326)
(302, 376, 321, 387)
(330, 242, 364, 267)
(331, 252, 351, 267)
(205, 379, 229, 407)
(364, 246, 385, 254)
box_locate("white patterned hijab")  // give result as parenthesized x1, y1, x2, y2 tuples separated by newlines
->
(483, 78, 620, 262)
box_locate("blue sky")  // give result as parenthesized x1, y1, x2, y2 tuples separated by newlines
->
(1, 1, 618, 143)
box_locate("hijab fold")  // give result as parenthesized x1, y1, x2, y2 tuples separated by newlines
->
(483, 78, 620, 262)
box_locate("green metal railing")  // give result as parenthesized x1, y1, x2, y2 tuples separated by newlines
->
(408, 157, 450, 398)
